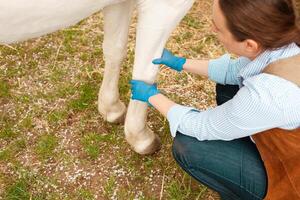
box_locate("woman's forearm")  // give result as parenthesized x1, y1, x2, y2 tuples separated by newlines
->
(148, 59, 210, 116)
(183, 59, 209, 77)
(149, 93, 177, 117)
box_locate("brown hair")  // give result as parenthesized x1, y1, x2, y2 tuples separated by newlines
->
(292, 0, 300, 28)
(219, 0, 300, 50)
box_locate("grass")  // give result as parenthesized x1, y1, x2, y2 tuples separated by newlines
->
(68, 82, 98, 112)
(0, 79, 10, 98)
(81, 132, 104, 159)
(20, 116, 34, 131)
(166, 174, 208, 200)
(0, 0, 221, 199)
(77, 188, 95, 200)
(103, 175, 116, 199)
(0, 127, 16, 141)
(182, 15, 205, 29)
(0, 149, 12, 162)
(49, 67, 67, 83)
(4, 178, 31, 200)
(35, 134, 58, 160)
(1, 167, 62, 200)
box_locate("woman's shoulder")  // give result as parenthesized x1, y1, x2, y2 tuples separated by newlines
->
(244, 73, 299, 91)
(243, 73, 300, 106)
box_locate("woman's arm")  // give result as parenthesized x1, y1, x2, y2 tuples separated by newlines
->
(152, 49, 250, 84)
(149, 93, 177, 117)
(131, 76, 285, 141)
(183, 59, 209, 77)
(164, 76, 285, 140)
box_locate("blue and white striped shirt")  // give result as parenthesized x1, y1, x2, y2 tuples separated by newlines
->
(167, 43, 300, 141)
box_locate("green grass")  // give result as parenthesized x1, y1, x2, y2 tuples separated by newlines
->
(166, 174, 207, 200)
(191, 34, 222, 55)
(56, 83, 77, 98)
(103, 175, 116, 199)
(81, 132, 113, 159)
(0, 139, 26, 163)
(0, 149, 12, 162)
(77, 188, 95, 200)
(174, 31, 193, 43)
(91, 47, 103, 59)
(2, 168, 60, 200)
(47, 110, 68, 124)
(182, 15, 205, 29)
(16, 94, 32, 104)
(4, 178, 31, 200)
(0, 126, 18, 141)
(20, 116, 34, 131)
(62, 29, 84, 54)
(0, 79, 10, 98)
(68, 82, 98, 112)
(49, 67, 67, 83)
(35, 134, 58, 160)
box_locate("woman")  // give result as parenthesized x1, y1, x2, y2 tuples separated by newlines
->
(130, 0, 300, 199)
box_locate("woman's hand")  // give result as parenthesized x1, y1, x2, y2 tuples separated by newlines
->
(130, 80, 160, 106)
(152, 49, 186, 72)
(131, 80, 177, 116)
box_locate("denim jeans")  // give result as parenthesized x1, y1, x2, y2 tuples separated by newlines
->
(172, 84, 267, 200)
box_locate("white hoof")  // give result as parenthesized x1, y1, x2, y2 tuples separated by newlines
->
(125, 126, 161, 155)
(98, 100, 127, 123)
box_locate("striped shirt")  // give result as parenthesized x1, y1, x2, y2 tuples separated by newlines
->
(167, 43, 300, 141)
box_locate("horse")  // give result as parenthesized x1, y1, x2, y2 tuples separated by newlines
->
(0, 0, 195, 154)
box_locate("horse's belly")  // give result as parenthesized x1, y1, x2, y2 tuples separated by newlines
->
(0, 0, 124, 44)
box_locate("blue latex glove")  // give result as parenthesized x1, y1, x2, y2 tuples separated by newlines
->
(152, 48, 186, 72)
(130, 80, 160, 106)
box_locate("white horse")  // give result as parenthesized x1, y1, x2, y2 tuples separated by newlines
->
(0, 0, 195, 154)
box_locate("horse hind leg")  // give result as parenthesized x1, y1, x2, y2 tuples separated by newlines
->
(98, 0, 134, 123)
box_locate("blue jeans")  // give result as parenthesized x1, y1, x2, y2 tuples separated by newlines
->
(172, 84, 267, 200)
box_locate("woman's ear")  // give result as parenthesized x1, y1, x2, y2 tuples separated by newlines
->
(244, 39, 261, 58)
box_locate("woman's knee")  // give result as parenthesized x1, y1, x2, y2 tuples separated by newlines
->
(172, 132, 211, 170)
(172, 133, 190, 167)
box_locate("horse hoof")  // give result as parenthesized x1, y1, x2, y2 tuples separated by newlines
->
(136, 134, 161, 155)
(98, 100, 127, 124)
(125, 127, 162, 155)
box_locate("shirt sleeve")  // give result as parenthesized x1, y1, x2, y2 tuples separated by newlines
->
(166, 105, 199, 137)
(208, 54, 250, 85)
(167, 77, 285, 140)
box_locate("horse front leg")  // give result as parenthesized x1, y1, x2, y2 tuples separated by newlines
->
(98, 0, 134, 123)
(125, 0, 195, 155)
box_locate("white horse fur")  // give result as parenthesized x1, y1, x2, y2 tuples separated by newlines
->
(0, 0, 195, 154)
